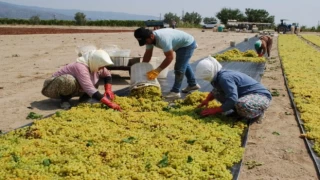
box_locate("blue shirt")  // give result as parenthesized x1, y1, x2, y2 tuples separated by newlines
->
(211, 70, 272, 112)
(146, 29, 194, 52)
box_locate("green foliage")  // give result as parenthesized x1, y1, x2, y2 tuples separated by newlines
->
(182, 12, 202, 25)
(187, 156, 193, 163)
(245, 8, 274, 24)
(43, 159, 51, 166)
(74, 12, 86, 25)
(203, 17, 217, 24)
(157, 152, 169, 168)
(0, 18, 143, 27)
(29, 15, 40, 25)
(163, 12, 180, 26)
(26, 112, 43, 120)
(216, 8, 245, 25)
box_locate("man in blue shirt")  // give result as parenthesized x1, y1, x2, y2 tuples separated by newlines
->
(196, 56, 272, 122)
(134, 27, 200, 99)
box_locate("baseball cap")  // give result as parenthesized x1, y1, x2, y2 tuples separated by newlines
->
(134, 27, 152, 46)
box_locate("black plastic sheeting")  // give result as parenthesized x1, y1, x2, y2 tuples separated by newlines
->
(114, 37, 266, 180)
(278, 53, 320, 178)
(217, 36, 260, 54)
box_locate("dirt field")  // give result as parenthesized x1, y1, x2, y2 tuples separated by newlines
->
(0, 26, 318, 179)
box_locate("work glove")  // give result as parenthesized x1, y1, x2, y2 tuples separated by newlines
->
(104, 84, 115, 100)
(201, 107, 223, 116)
(100, 96, 121, 111)
(197, 92, 214, 108)
(146, 67, 162, 80)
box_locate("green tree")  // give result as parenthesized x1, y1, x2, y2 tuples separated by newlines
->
(29, 15, 40, 25)
(216, 8, 245, 25)
(245, 8, 274, 24)
(182, 12, 202, 25)
(164, 12, 180, 25)
(74, 12, 86, 25)
(203, 17, 217, 24)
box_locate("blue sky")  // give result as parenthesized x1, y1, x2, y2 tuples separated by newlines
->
(2, 0, 319, 27)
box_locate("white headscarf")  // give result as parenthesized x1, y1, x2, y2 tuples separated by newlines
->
(195, 56, 222, 82)
(77, 49, 114, 72)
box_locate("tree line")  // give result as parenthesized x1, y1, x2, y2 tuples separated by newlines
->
(163, 8, 274, 26)
(1, 8, 319, 31)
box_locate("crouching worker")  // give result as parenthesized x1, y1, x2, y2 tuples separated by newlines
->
(41, 49, 121, 111)
(195, 56, 271, 123)
(255, 35, 273, 58)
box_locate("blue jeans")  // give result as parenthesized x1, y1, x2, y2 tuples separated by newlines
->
(171, 41, 197, 93)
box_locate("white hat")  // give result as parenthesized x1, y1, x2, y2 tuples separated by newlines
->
(77, 49, 114, 72)
(195, 56, 222, 82)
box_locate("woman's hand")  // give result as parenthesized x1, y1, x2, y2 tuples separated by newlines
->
(201, 107, 223, 116)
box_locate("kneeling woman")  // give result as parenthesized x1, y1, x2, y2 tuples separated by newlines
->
(42, 49, 121, 111)
(195, 57, 271, 122)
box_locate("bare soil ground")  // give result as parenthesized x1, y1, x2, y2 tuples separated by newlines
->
(0, 26, 318, 179)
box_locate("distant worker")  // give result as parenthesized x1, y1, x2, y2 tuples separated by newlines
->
(254, 35, 273, 58)
(134, 27, 200, 99)
(41, 49, 121, 111)
(195, 56, 272, 123)
(172, 20, 177, 29)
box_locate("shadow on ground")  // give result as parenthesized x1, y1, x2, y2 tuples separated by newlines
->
(30, 98, 79, 111)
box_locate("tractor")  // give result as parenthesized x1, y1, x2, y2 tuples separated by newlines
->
(275, 19, 291, 34)
(275, 19, 299, 34)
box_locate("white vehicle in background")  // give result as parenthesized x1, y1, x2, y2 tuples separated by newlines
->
(202, 22, 217, 29)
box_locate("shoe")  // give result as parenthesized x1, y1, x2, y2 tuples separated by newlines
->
(181, 84, 200, 93)
(78, 93, 91, 103)
(164, 92, 181, 99)
(60, 101, 71, 110)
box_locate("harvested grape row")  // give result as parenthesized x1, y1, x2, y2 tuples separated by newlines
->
(0, 91, 246, 180)
(279, 34, 320, 154)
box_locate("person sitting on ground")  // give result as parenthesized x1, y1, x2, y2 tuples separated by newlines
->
(134, 27, 200, 99)
(255, 35, 273, 58)
(195, 56, 272, 123)
(41, 49, 121, 111)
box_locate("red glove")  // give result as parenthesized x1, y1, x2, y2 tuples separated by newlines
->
(201, 107, 223, 116)
(197, 92, 214, 108)
(100, 96, 121, 111)
(258, 54, 263, 57)
(104, 84, 115, 100)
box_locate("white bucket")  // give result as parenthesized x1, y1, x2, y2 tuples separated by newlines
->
(106, 49, 131, 66)
(130, 63, 160, 90)
(149, 57, 169, 79)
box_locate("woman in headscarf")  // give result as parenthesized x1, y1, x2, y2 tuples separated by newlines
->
(195, 56, 271, 122)
(41, 49, 121, 111)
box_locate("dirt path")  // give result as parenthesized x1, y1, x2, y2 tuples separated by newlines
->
(0, 26, 318, 179)
(239, 35, 318, 180)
